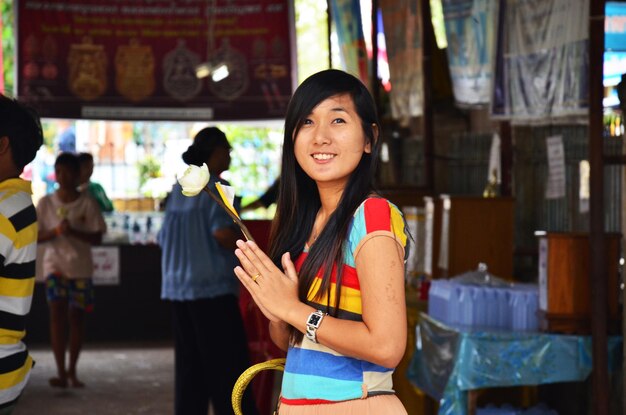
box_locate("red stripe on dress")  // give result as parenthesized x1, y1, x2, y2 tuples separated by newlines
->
(364, 198, 391, 233)
(295, 252, 360, 290)
(280, 397, 336, 405)
(294, 253, 307, 271)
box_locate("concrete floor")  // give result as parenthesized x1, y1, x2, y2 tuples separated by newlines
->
(13, 343, 175, 415)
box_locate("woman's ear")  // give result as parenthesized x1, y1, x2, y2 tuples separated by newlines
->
(365, 124, 379, 154)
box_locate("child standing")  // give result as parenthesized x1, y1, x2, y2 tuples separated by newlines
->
(77, 152, 114, 213)
(36, 152, 106, 388)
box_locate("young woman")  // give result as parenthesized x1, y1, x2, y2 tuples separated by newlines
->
(234, 69, 410, 414)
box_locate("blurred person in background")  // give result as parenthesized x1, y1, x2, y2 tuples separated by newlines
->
(0, 95, 43, 414)
(158, 127, 258, 415)
(77, 152, 114, 213)
(37, 152, 106, 389)
(241, 178, 279, 213)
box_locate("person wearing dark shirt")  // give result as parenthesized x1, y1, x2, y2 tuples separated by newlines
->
(241, 178, 279, 212)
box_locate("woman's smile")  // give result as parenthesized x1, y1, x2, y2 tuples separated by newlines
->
(311, 152, 336, 162)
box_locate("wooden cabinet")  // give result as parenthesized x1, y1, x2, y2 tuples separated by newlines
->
(537, 232, 622, 333)
(429, 195, 515, 280)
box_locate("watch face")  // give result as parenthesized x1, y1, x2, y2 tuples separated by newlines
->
(309, 314, 321, 326)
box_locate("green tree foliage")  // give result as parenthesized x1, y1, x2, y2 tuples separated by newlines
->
(1, 0, 14, 95)
(295, 0, 330, 83)
(217, 123, 282, 207)
(137, 155, 162, 189)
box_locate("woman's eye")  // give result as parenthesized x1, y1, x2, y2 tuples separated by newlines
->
(302, 119, 313, 125)
(332, 118, 346, 124)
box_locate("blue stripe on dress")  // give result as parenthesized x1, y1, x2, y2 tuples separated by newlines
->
(285, 347, 392, 377)
(344, 206, 367, 268)
(285, 348, 363, 381)
(281, 372, 364, 401)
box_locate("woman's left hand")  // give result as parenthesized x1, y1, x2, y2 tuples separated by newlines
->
(233, 240, 299, 323)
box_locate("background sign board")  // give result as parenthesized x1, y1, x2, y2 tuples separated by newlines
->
(92, 246, 120, 286)
(16, 0, 295, 121)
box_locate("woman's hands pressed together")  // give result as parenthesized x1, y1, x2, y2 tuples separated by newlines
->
(233, 240, 300, 324)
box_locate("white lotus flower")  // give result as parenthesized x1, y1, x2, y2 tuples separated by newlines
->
(177, 163, 210, 196)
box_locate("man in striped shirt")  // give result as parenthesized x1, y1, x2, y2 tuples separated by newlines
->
(0, 95, 43, 414)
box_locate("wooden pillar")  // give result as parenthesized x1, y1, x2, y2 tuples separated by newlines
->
(422, 0, 434, 192)
(371, 0, 380, 111)
(588, 0, 608, 414)
(326, 0, 333, 68)
(500, 120, 512, 197)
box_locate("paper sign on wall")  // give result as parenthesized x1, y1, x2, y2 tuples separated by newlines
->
(487, 132, 501, 183)
(578, 160, 590, 213)
(545, 135, 566, 199)
(437, 196, 451, 272)
(424, 197, 434, 276)
(92, 246, 120, 286)
(538, 237, 548, 311)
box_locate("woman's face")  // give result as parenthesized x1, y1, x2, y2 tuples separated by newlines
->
(207, 145, 231, 176)
(294, 93, 372, 190)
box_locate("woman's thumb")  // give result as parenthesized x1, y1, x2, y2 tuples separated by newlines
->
(282, 252, 298, 282)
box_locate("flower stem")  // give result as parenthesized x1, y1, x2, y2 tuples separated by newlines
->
(202, 187, 255, 242)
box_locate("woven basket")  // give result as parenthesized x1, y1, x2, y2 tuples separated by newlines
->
(231, 358, 286, 415)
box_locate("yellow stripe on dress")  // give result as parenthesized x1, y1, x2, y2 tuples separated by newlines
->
(390, 207, 407, 247)
(307, 278, 362, 315)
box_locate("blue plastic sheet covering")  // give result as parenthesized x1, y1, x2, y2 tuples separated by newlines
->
(407, 313, 623, 415)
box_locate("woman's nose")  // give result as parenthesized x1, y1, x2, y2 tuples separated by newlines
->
(312, 125, 331, 145)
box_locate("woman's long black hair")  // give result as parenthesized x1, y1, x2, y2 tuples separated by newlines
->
(269, 69, 381, 344)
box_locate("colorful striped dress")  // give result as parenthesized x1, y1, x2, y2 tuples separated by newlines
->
(280, 197, 409, 405)
(0, 178, 37, 407)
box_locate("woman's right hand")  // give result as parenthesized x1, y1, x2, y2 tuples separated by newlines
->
(234, 240, 300, 324)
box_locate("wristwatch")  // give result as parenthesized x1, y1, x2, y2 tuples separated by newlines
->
(305, 310, 325, 343)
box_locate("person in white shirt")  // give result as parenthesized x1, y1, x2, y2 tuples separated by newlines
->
(36, 152, 106, 388)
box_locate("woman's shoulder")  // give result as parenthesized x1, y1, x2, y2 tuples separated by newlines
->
(353, 195, 402, 221)
(348, 196, 406, 241)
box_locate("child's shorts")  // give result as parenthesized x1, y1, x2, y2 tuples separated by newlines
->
(46, 273, 95, 312)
